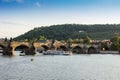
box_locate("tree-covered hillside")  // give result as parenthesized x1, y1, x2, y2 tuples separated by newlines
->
(14, 24, 120, 41)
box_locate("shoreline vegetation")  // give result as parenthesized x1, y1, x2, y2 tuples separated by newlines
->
(1, 24, 120, 55)
(14, 24, 120, 41)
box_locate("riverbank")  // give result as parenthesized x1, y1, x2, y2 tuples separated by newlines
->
(100, 51, 119, 54)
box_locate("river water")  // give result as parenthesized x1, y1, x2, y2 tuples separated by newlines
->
(0, 51, 120, 80)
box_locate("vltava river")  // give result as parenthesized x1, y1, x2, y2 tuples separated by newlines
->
(0, 52, 120, 80)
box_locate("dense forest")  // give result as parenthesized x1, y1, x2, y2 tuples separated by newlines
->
(14, 24, 120, 41)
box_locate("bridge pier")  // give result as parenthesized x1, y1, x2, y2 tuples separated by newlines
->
(83, 46, 88, 54)
(25, 45, 36, 55)
(3, 47, 14, 56)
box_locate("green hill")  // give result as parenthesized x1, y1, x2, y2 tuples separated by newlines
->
(14, 24, 120, 41)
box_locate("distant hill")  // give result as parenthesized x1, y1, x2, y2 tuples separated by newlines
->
(14, 24, 120, 41)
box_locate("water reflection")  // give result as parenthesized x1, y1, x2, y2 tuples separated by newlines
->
(0, 54, 120, 80)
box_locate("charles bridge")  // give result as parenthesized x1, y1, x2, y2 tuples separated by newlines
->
(0, 40, 101, 55)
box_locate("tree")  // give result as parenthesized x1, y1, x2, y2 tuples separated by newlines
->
(111, 36, 120, 51)
(61, 40, 66, 43)
(38, 36, 46, 41)
(14, 24, 120, 41)
(74, 38, 79, 43)
(79, 38, 84, 43)
(83, 36, 91, 44)
(74, 38, 84, 43)
(67, 38, 73, 44)
(20, 39, 28, 42)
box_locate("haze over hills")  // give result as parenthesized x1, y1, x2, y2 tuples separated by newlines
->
(14, 24, 120, 41)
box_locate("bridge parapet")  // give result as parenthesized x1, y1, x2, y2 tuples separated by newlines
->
(33, 42, 50, 48)
(10, 41, 30, 48)
(0, 41, 101, 55)
(71, 43, 84, 48)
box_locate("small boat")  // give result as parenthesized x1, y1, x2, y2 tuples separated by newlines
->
(19, 51, 25, 56)
(19, 53, 25, 56)
(20, 50, 24, 53)
(43, 50, 70, 55)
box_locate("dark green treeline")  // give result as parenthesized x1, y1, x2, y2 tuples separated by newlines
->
(14, 24, 120, 41)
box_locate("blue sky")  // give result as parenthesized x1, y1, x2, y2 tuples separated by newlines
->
(0, 0, 120, 38)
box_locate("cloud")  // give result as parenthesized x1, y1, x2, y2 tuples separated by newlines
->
(0, 21, 27, 26)
(2, 0, 24, 3)
(35, 2, 41, 7)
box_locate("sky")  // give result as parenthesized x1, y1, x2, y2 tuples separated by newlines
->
(0, 0, 120, 38)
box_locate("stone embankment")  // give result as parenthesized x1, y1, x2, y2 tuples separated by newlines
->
(100, 51, 119, 54)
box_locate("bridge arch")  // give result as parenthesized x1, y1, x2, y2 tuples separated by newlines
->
(57, 46, 67, 51)
(88, 47, 97, 53)
(39, 45, 49, 51)
(36, 45, 49, 53)
(14, 44, 29, 51)
(72, 46, 83, 54)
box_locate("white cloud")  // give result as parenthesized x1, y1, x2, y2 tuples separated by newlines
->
(2, 0, 24, 3)
(35, 2, 41, 7)
(0, 21, 27, 26)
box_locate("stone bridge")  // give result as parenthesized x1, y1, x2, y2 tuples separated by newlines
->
(0, 41, 101, 55)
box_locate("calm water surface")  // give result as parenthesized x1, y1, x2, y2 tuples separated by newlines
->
(0, 51, 120, 80)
